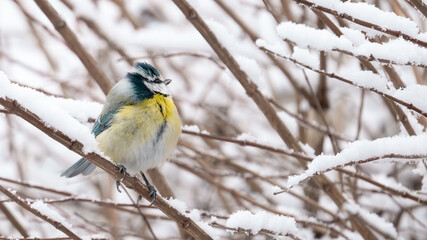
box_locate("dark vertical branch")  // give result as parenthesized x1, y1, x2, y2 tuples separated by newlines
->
(34, 0, 113, 95)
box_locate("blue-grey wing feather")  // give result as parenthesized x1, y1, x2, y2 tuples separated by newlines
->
(61, 110, 118, 177)
(60, 157, 97, 177)
(61, 78, 139, 178)
(92, 109, 118, 136)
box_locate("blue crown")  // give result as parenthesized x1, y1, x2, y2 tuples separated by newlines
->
(135, 62, 160, 78)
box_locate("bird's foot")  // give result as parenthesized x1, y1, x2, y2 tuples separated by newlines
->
(141, 171, 157, 206)
(116, 164, 127, 193)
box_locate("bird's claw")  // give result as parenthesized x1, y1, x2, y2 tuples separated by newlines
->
(118, 164, 126, 181)
(135, 186, 156, 207)
(116, 164, 127, 193)
(116, 180, 121, 193)
(141, 171, 157, 206)
(148, 185, 157, 206)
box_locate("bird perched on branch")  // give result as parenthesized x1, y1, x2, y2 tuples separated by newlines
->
(61, 62, 181, 205)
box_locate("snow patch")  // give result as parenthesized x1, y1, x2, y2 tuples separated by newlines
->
(226, 210, 299, 236)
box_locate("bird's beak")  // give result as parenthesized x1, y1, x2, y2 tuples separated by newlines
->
(164, 79, 172, 85)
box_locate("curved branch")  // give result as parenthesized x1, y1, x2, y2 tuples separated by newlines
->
(0, 97, 212, 240)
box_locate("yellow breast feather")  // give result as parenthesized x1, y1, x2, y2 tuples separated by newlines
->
(96, 94, 181, 164)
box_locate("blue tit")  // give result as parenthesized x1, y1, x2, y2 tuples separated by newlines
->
(61, 62, 181, 204)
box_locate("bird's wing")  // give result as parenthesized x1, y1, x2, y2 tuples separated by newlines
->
(92, 79, 138, 136)
(92, 109, 118, 136)
(62, 79, 138, 178)
(60, 109, 117, 178)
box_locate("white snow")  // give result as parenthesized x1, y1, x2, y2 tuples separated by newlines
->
(1, 0, 426, 239)
(277, 22, 353, 51)
(166, 198, 218, 237)
(340, 27, 367, 45)
(291, 47, 319, 69)
(236, 132, 257, 142)
(235, 55, 266, 93)
(287, 134, 427, 187)
(307, 0, 421, 38)
(275, 22, 427, 67)
(393, 85, 427, 113)
(340, 70, 389, 92)
(167, 198, 188, 214)
(354, 38, 427, 66)
(0, 71, 102, 155)
(256, 39, 288, 56)
(30, 200, 73, 229)
(226, 210, 299, 236)
(182, 125, 201, 133)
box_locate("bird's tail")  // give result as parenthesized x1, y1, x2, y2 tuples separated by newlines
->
(61, 158, 96, 178)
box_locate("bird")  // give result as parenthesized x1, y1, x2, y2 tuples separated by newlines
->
(61, 62, 181, 205)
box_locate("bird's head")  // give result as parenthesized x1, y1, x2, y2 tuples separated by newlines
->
(126, 62, 171, 98)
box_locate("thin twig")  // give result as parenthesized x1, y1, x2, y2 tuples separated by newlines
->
(181, 129, 311, 161)
(77, 15, 134, 66)
(294, 0, 427, 48)
(213, 0, 317, 108)
(285, 153, 427, 190)
(173, 160, 351, 238)
(269, 99, 351, 141)
(355, 90, 365, 140)
(0, 202, 29, 237)
(0, 176, 72, 196)
(301, 70, 339, 154)
(131, 52, 225, 70)
(338, 169, 427, 204)
(172, 0, 303, 152)
(261, 47, 427, 119)
(120, 184, 158, 240)
(0, 185, 82, 240)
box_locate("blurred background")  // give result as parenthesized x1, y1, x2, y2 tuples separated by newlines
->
(0, 0, 426, 239)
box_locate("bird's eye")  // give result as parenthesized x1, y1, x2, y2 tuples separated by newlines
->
(153, 79, 162, 84)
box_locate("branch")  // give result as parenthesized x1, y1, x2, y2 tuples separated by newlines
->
(181, 129, 311, 161)
(261, 47, 427, 119)
(0, 185, 82, 240)
(0, 202, 28, 237)
(171, 1, 379, 239)
(211, 222, 302, 240)
(289, 153, 427, 191)
(338, 169, 427, 204)
(78, 16, 134, 66)
(213, 0, 318, 109)
(268, 99, 351, 141)
(294, 0, 427, 48)
(406, 0, 427, 18)
(0, 176, 72, 196)
(172, 0, 302, 152)
(0, 97, 212, 240)
(131, 51, 225, 70)
(34, 0, 112, 95)
(35, 1, 181, 233)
